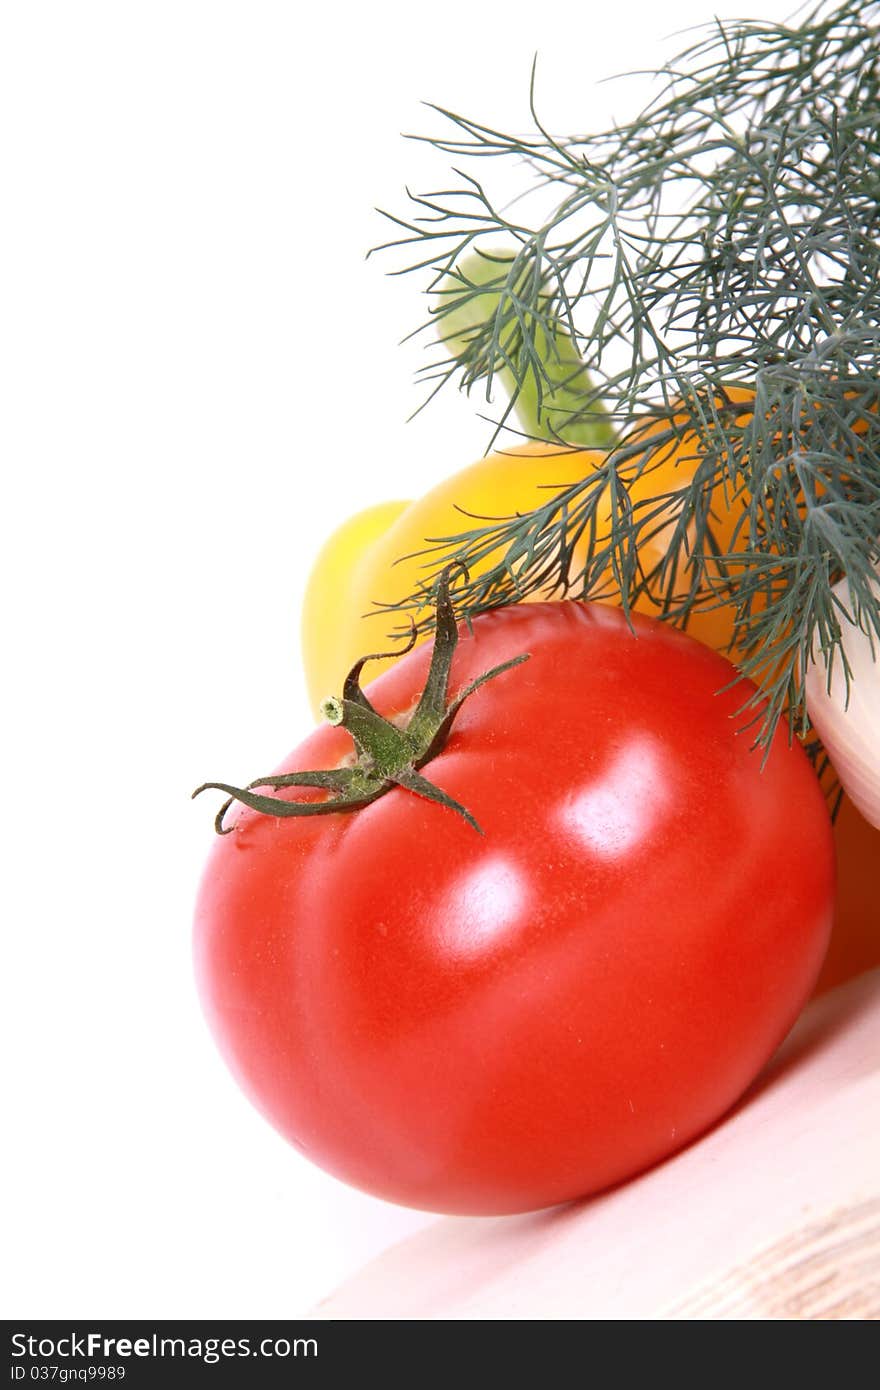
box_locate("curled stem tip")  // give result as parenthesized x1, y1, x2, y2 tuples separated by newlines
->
(321, 696, 344, 725)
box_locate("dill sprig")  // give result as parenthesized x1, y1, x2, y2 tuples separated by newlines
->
(374, 0, 880, 749)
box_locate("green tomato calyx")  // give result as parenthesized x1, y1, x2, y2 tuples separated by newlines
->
(193, 566, 529, 836)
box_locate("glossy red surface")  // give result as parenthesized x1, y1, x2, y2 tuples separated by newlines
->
(194, 602, 835, 1214)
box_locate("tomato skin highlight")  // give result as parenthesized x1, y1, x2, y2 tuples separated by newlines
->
(196, 602, 834, 1215)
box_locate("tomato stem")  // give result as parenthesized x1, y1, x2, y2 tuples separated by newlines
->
(193, 567, 529, 835)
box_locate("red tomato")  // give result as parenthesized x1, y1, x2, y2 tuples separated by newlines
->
(194, 602, 834, 1215)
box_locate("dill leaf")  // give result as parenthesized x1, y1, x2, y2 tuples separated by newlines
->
(374, 0, 880, 749)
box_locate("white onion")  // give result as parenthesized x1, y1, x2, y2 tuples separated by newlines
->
(804, 566, 880, 829)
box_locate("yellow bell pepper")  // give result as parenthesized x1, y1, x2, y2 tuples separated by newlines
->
(302, 250, 754, 706)
(301, 436, 751, 711)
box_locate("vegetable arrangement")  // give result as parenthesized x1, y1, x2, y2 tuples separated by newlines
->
(304, 0, 880, 991)
(195, 0, 878, 1215)
(301, 322, 878, 996)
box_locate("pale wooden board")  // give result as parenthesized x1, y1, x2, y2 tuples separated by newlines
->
(314, 969, 880, 1320)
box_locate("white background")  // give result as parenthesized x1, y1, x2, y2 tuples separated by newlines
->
(3, 0, 793, 1318)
